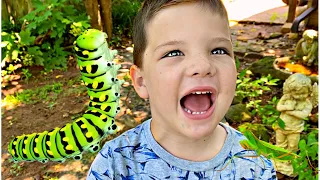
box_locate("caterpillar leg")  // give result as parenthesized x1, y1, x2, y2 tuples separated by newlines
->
(73, 154, 83, 161)
(88, 142, 101, 153)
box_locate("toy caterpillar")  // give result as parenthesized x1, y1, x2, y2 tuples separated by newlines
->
(8, 29, 123, 163)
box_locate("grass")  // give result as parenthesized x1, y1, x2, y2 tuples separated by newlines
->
(3, 82, 64, 107)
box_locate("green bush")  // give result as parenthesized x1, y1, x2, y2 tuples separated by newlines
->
(112, 0, 143, 37)
(1, 0, 90, 74)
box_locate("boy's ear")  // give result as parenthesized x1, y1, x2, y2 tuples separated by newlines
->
(130, 65, 149, 99)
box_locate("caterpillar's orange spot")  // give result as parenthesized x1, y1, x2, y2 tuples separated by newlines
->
(63, 137, 69, 142)
(24, 140, 28, 144)
(34, 148, 39, 154)
(90, 96, 94, 100)
(11, 150, 15, 155)
(23, 149, 27, 154)
(79, 66, 83, 70)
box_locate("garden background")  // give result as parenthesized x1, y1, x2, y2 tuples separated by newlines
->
(1, 0, 318, 179)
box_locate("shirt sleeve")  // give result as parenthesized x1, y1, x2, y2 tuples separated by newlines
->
(86, 146, 114, 180)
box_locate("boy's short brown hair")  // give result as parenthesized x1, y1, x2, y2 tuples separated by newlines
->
(132, 0, 229, 68)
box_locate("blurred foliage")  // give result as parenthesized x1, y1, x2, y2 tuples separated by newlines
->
(1, 0, 90, 86)
(110, 0, 143, 46)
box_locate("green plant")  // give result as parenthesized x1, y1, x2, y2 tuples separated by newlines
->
(292, 130, 318, 180)
(112, 0, 142, 39)
(235, 70, 279, 101)
(9, 163, 22, 176)
(247, 96, 281, 126)
(21, 68, 32, 81)
(1, 0, 90, 71)
(6, 82, 63, 105)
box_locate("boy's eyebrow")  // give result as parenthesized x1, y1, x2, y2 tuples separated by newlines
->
(154, 40, 185, 51)
(154, 37, 231, 51)
(210, 37, 232, 44)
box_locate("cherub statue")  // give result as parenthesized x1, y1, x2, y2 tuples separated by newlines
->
(273, 73, 318, 176)
(295, 29, 318, 66)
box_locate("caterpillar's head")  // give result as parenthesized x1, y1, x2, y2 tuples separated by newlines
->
(75, 29, 108, 50)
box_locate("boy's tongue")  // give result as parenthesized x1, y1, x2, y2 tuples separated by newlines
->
(182, 94, 211, 112)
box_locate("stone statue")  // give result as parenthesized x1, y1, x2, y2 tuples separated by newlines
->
(295, 29, 318, 66)
(273, 73, 318, 176)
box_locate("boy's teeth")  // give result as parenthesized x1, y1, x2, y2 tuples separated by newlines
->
(191, 91, 212, 95)
(183, 108, 206, 115)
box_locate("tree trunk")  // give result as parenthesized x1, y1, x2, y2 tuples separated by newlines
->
(84, 0, 103, 31)
(84, 0, 112, 41)
(99, 0, 112, 40)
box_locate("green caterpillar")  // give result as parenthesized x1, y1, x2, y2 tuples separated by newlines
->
(8, 29, 123, 163)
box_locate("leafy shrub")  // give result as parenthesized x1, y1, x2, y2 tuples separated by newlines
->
(292, 130, 318, 180)
(236, 70, 279, 101)
(1, 0, 90, 74)
(111, 0, 143, 38)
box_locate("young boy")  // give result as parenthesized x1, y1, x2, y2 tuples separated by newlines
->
(87, 0, 277, 179)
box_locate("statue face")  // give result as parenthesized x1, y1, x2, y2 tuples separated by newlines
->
(291, 87, 309, 100)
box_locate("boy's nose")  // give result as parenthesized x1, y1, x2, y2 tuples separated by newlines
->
(186, 56, 216, 77)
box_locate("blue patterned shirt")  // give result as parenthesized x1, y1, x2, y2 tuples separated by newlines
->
(87, 119, 277, 179)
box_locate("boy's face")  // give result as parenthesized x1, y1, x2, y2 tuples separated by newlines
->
(131, 3, 236, 139)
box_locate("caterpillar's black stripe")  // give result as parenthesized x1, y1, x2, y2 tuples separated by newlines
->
(85, 118, 105, 138)
(21, 136, 28, 159)
(83, 72, 107, 80)
(41, 133, 50, 159)
(86, 82, 105, 90)
(32, 135, 39, 158)
(80, 65, 99, 74)
(75, 50, 89, 58)
(71, 124, 84, 152)
(29, 135, 37, 160)
(55, 131, 66, 159)
(78, 56, 102, 61)
(75, 44, 98, 52)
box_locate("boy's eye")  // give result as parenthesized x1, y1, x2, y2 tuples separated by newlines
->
(211, 48, 228, 55)
(163, 50, 184, 58)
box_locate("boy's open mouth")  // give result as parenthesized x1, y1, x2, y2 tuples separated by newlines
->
(180, 91, 214, 115)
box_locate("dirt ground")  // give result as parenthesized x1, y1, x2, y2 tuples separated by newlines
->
(0, 23, 313, 180)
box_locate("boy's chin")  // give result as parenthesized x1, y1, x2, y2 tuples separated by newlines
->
(178, 118, 220, 139)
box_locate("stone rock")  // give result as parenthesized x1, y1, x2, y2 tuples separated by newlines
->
(249, 56, 318, 83)
(268, 32, 282, 39)
(247, 45, 265, 53)
(244, 52, 264, 59)
(225, 104, 252, 123)
(237, 36, 250, 42)
(233, 46, 247, 55)
(248, 56, 290, 81)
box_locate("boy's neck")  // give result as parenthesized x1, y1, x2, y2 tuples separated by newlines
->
(150, 120, 227, 162)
